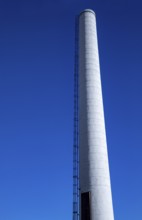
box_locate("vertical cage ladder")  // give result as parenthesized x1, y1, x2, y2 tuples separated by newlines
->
(73, 17, 79, 220)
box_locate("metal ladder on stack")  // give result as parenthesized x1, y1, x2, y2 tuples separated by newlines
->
(73, 17, 79, 220)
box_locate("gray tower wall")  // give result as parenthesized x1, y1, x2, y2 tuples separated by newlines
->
(79, 9, 114, 220)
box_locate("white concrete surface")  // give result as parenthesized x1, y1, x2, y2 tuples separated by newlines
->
(79, 9, 114, 220)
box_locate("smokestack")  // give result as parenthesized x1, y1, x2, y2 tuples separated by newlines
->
(78, 9, 114, 220)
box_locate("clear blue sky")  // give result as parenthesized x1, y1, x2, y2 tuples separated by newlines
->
(0, 0, 142, 219)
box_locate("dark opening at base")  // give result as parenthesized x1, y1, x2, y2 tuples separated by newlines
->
(81, 192, 90, 220)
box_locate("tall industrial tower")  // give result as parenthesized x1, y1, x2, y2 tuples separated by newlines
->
(73, 9, 114, 220)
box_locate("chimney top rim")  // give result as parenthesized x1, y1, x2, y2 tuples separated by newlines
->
(79, 9, 95, 16)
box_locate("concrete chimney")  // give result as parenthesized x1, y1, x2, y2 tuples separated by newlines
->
(78, 9, 114, 220)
